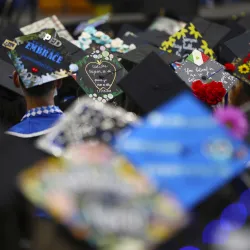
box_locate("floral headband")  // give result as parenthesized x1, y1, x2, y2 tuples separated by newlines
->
(74, 26, 136, 54)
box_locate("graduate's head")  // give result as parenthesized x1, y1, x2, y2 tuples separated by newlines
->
(13, 71, 62, 99)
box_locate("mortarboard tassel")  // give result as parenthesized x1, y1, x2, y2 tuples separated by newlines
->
(224, 63, 236, 72)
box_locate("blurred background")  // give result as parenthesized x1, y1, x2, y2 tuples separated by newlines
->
(0, 0, 250, 29)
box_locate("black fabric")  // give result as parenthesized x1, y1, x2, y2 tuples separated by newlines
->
(137, 30, 169, 47)
(0, 59, 24, 96)
(193, 17, 230, 49)
(118, 52, 189, 113)
(120, 44, 180, 71)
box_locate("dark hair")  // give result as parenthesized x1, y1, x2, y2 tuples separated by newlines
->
(20, 79, 56, 97)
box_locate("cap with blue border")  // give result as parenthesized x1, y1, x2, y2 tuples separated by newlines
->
(2, 29, 78, 89)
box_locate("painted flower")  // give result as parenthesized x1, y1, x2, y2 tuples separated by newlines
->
(84, 26, 97, 35)
(129, 43, 136, 51)
(201, 40, 215, 59)
(172, 28, 188, 39)
(111, 38, 124, 49)
(188, 23, 202, 39)
(79, 32, 91, 40)
(238, 64, 250, 74)
(94, 31, 104, 38)
(100, 34, 111, 43)
(214, 106, 249, 139)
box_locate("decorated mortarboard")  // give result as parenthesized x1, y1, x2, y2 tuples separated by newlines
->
(20, 15, 74, 42)
(120, 44, 180, 71)
(117, 52, 190, 113)
(75, 26, 136, 54)
(2, 29, 76, 89)
(18, 148, 187, 249)
(113, 92, 250, 209)
(192, 17, 230, 49)
(74, 46, 127, 102)
(176, 50, 238, 105)
(36, 96, 138, 157)
(160, 22, 215, 60)
(137, 30, 170, 47)
(230, 54, 250, 85)
(0, 59, 23, 96)
(148, 16, 186, 36)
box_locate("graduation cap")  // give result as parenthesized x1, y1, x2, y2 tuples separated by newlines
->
(120, 44, 180, 71)
(0, 24, 23, 64)
(137, 30, 170, 47)
(148, 16, 186, 36)
(231, 55, 250, 86)
(219, 21, 247, 63)
(113, 92, 250, 209)
(176, 50, 238, 92)
(237, 14, 250, 31)
(73, 47, 127, 103)
(2, 29, 75, 89)
(117, 52, 190, 113)
(20, 15, 74, 42)
(160, 22, 215, 60)
(192, 17, 230, 49)
(223, 31, 250, 61)
(37, 96, 138, 157)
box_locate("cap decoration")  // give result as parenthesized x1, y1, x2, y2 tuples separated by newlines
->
(213, 106, 248, 139)
(191, 80, 226, 105)
(75, 26, 136, 54)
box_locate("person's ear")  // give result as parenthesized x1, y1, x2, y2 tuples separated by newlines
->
(13, 71, 21, 88)
(55, 79, 62, 89)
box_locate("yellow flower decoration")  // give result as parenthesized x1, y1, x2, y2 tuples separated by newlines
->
(238, 64, 250, 74)
(201, 40, 215, 59)
(172, 27, 188, 40)
(160, 37, 176, 51)
(188, 23, 202, 39)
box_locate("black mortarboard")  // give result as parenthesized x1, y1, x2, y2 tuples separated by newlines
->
(0, 24, 23, 64)
(218, 20, 246, 63)
(223, 31, 250, 62)
(117, 24, 141, 38)
(120, 44, 180, 71)
(0, 59, 23, 96)
(118, 52, 190, 113)
(192, 17, 230, 49)
(137, 30, 170, 47)
(237, 14, 250, 31)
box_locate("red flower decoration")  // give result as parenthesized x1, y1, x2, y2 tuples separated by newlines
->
(243, 58, 249, 64)
(191, 80, 226, 105)
(247, 53, 250, 58)
(224, 63, 236, 72)
(248, 75, 250, 80)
